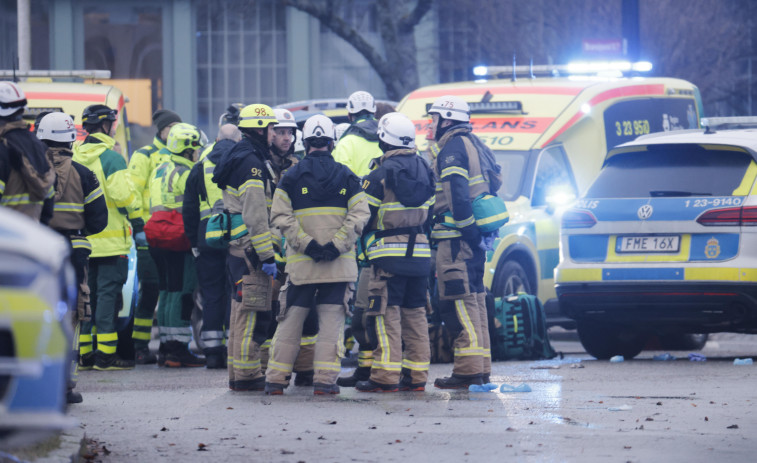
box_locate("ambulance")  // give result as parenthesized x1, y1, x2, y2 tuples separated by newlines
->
(397, 70, 703, 327)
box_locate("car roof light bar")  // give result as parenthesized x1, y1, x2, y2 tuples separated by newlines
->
(472, 61, 653, 79)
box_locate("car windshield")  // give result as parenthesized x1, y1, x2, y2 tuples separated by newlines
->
(587, 144, 753, 198)
(494, 150, 529, 200)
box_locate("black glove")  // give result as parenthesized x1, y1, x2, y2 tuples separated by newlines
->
(321, 242, 341, 262)
(460, 224, 481, 249)
(130, 218, 145, 235)
(304, 240, 324, 262)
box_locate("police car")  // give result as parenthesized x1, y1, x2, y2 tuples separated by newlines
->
(555, 117, 757, 359)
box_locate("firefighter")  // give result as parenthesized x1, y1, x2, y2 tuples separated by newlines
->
(331, 90, 382, 177)
(264, 114, 370, 396)
(183, 123, 241, 368)
(0, 81, 55, 222)
(36, 111, 108, 403)
(211, 104, 278, 391)
(427, 95, 492, 389)
(73, 104, 142, 371)
(260, 108, 318, 387)
(353, 112, 434, 392)
(128, 109, 182, 364)
(145, 123, 204, 368)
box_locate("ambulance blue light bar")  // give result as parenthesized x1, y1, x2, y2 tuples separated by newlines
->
(472, 61, 653, 78)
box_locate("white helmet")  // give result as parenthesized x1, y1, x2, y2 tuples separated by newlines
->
(36, 112, 77, 143)
(428, 95, 470, 122)
(273, 108, 298, 129)
(334, 122, 350, 141)
(0, 81, 27, 117)
(347, 90, 376, 114)
(377, 112, 416, 149)
(302, 114, 335, 140)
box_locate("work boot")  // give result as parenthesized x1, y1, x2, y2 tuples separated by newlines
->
(264, 382, 285, 395)
(79, 352, 95, 371)
(66, 389, 83, 404)
(356, 379, 399, 393)
(232, 376, 265, 392)
(483, 373, 491, 384)
(135, 347, 157, 365)
(336, 366, 370, 387)
(205, 352, 226, 369)
(340, 351, 358, 367)
(94, 352, 135, 371)
(433, 374, 483, 390)
(399, 375, 426, 392)
(293, 370, 314, 386)
(313, 383, 340, 395)
(164, 343, 205, 368)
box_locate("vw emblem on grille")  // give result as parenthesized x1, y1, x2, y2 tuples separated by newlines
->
(637, 205, 653, 220)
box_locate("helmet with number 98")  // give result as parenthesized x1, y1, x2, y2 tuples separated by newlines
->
(238, 104, 278, 129)
(427, 95, 470, 122)
(36, 112, 77, 143)
(166, 123, 202, 155)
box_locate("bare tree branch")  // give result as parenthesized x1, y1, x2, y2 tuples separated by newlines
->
(399, 0, 434, 33)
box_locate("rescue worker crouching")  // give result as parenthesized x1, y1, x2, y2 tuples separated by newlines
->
(264, 114, 370, 396)
(331, 90, 383, 177)
(144, 123, 204, 368)
(260, 108, 319, 387)
(36, 111, 108, 402)
(0, 81, 55, 223)
(183, 123, 241, 368)
(128, 109, 182, 365)
(73, 104, 142, 371)
(428, 95, 494, 389)
(211, 104, 279, 392)
(352, 112, 434, 392)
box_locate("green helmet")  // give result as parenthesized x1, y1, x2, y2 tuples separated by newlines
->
(166, 123, 202, 154)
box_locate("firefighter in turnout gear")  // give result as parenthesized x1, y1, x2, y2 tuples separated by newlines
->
(145, 123, 204, 368)
(353, 113, 433, 392)
(73, 104, 142, 371)
(427, 95, 493, 389)
(129, 109, 182, 364)
(331, 91, 383, 177)
(37, 111, 108, 403)
(260, 108, 319, 386)
(264, 114, 370, 396)
(183, 123, 242, 368)
(211, 104, 278, 392)
(0, 81, 55, 223)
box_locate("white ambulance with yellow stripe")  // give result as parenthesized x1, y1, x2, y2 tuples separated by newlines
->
(398, 72, 702, 327)
(556, 118, 757, 358)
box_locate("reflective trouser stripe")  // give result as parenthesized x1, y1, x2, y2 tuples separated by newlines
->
(357, 350, 374, 368)
(97, 331, 118, 354)
(79, 332, 93, 355)
(201, 330, 225, 348)
(300, 335, 317, 346)
(132, 317, 153, 342)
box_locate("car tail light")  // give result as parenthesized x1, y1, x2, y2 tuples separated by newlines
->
(562, 209, 597, 228)
(696, 206, 757, 226)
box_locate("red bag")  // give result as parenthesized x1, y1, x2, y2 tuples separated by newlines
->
(144, 210, 190, 251)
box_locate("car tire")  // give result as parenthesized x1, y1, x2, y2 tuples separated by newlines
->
(577, 320, 648, 360)
(493, 260, 532, 297)
(659, 333, 708, 351)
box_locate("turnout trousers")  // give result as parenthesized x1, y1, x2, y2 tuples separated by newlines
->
(265, 282, 347, 387)
(364, 265, 430, 386)
(227, 242, 272, 383)
(436, 239, 490, 378)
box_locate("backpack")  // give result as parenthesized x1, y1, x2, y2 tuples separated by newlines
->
(384, 155, 435, 208)
(489, 292, 557, 361)
(205, 210, 248, 249)
(144, 210, 191, 251)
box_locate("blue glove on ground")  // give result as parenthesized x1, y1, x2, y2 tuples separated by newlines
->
(262, 262, 277, 278)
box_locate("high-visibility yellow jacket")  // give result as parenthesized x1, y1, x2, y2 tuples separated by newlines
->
(332, 116, 382, 177)
(72, 132, 142, 257)
(149, 148, 194, 214)
(128, 136, 168, 222)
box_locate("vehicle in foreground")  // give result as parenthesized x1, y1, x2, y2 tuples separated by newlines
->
(556, 118, 757, 358)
